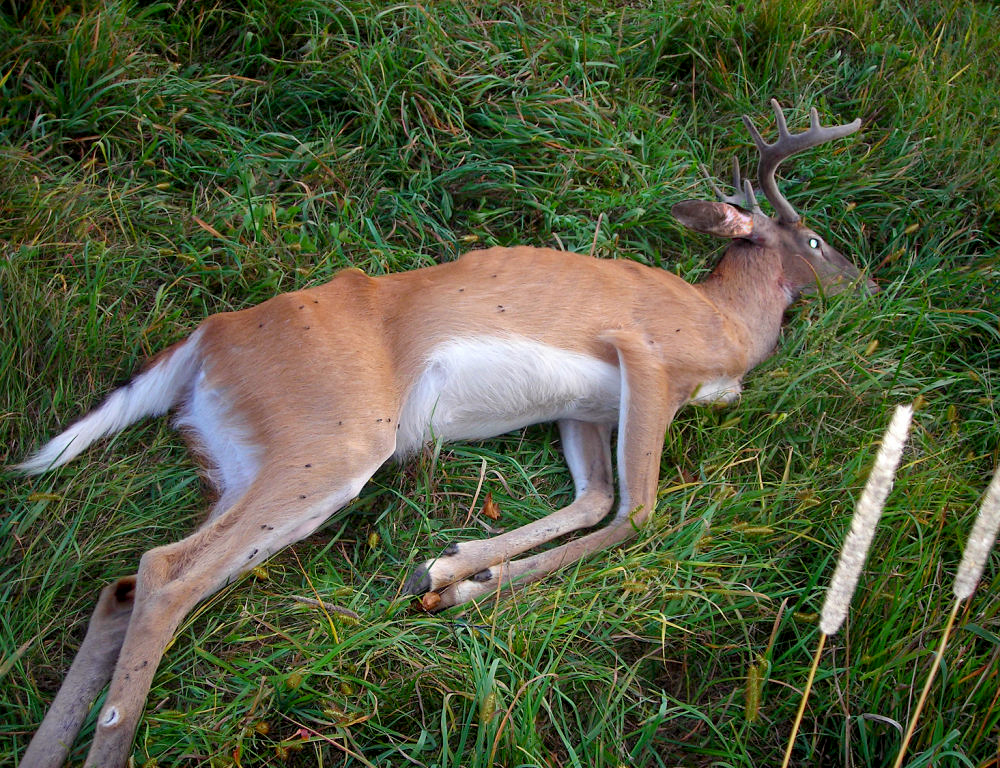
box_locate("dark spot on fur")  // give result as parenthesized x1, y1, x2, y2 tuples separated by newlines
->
(313, 299, 319, 304)
(260, 524, 268, 529)
(458, 288, 464, 292)
(387, 417, 391, 422)
(675, 328, 681, 332)
(114, 581, 134, 602)
(305, 463, 312, 468)
(497, 305, 505, 312)
(249, 549, 258, 559)
(304, 325, 310, 330)
(376, 418, 383, 422)
(491, 274, 497, 278)
(299, 305, 304, 309)
(259, 323, 264, 328)
(338, 420, 343, 425)
(299, 494, 307, 499)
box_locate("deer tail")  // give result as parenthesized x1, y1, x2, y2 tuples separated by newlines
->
(15, 329, 203, 475)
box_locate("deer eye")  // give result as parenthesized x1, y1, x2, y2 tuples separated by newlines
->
(808, 237, 821, 250)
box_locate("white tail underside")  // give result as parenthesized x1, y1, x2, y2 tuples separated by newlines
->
(16, 330, 204, 475)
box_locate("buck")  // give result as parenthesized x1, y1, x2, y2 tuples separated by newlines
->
(17, 100, 871, 767)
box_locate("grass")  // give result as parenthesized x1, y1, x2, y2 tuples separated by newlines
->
(1, 0, 999, 765)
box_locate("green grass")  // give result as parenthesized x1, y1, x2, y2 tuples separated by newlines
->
(2, 1, 999, 766)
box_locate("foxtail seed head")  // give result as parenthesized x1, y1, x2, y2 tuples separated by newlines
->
(953, 465, 1000, 601)
(819, 405, 913, 636)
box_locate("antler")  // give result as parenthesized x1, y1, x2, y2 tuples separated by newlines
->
(743, 99, 861, 224)
(700, 156, 761, 214)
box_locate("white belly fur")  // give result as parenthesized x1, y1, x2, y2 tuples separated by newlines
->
(394, 337, 621, 457)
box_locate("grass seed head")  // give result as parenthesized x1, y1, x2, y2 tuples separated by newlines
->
(820, 404, 913, 636)
(953, 465, 1000, 601)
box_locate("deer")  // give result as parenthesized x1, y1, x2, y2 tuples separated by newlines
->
(15, 100, 871, 768)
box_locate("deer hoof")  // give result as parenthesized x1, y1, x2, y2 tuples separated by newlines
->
(402, 565, 431, 595)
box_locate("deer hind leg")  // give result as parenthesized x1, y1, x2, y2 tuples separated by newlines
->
(19, 579, 135, 768)
(81, 435, 394, 768)
(403, 419, 615, 596)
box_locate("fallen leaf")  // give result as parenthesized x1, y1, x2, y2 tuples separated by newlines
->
(481, 491, 501, 520)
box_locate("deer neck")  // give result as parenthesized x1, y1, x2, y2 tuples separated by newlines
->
(696, 245, 795, 370)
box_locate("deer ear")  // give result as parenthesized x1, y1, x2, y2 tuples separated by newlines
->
(672, 201, 755, 239)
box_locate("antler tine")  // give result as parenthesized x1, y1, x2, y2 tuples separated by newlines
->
(742, 112, 768, 154)
(731, 156, 762, 214)
(743, 98, 862, 224)
(699, 162, 728, 203)
(729, 155, 742, 195)
(700, 156, 760, 213)
(742, 178, 760, 215)
(771, 98, 792, 140)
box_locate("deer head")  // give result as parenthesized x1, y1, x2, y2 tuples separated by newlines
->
(674, 99, 875, 297)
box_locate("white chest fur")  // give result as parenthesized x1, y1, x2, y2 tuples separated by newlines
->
(394, 337, 621, 456)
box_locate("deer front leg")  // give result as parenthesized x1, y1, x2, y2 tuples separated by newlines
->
(403, 419, 615, 595)
(20, 578, 135, 768)
(435, 331, 679, 608)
